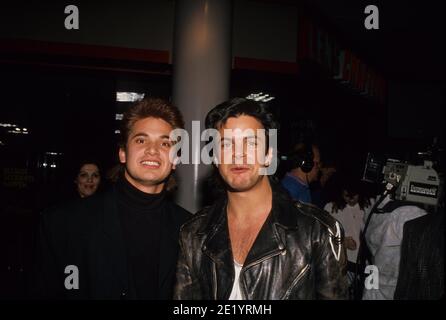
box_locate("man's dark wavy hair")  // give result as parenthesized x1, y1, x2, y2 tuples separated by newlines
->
(205, 97, 279, 141)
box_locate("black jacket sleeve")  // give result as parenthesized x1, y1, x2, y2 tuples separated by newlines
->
(29, 210, 66, 299)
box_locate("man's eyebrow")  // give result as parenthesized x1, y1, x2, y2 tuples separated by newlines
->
(130, 133, 171, 140)
(220, 135, 260, 141)
(130, 132, 148, 139)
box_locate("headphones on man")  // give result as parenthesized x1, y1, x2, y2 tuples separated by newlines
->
(287, 143, 314, 173)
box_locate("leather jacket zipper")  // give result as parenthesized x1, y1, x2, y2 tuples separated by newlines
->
(281, 264, 310, 299)
(239, 250, 285, 299)
(243, 250, 284, 270)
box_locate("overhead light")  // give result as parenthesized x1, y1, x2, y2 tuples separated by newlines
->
(0, 123, 17, 128)
(116, 92, 145, 102)
(46, 152, 63, 156)
(42, 163, 48, 168)
(115, 113, 124, 120)
(114, 129, 121, 134)
(7, 128, 29, 135)
(23, 128, 28, 132)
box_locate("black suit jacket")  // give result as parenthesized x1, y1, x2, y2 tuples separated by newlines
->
(394, 212, 444, 300)
(32, 186, 191, 299)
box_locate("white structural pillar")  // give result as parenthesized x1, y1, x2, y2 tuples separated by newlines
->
(172, 0, 232, 213)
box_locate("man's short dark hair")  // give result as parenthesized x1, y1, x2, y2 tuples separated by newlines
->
(205, 97, 279, 134)
(119, 97, 184, 148)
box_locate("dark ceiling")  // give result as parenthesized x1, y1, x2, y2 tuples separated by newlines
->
(306, 0, 446, 81)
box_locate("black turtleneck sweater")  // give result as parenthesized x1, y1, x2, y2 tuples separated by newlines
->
(116, 177, 165, 300)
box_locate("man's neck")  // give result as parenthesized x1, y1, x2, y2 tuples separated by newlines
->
(226, 176, 273, 222)
(124, 171, 165, 194)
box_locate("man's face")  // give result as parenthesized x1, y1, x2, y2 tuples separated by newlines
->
(307, 146, 321, 183)
(119, 117, 175, 193)
(216, 115, 270, 192)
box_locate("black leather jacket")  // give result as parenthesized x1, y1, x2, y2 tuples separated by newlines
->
(174, 191, 348, 300)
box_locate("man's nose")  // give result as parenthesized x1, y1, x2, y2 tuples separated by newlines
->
(233, 142, 246, 159)
(145, 141, 159, 155)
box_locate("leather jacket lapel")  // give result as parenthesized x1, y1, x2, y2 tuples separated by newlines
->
(202, 200, 235, 299)
(243, 214, 286, 269)
(244, 192, 299, 269)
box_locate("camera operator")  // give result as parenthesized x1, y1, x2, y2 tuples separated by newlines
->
(359, 153, 442, 300)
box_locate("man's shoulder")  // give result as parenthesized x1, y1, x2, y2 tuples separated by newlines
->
(281, 174, 303, 187)
(291, 201, 344, 262)
(167, 201, 193, 223)
(178, 200, 225, 236)
(404, 212, 440, 235)
(294, 201, 341, 234)
(40, 191, 108, 228)
(179, 206, 211, 233)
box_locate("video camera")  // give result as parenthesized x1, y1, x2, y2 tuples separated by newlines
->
(362, 153, 442, 208)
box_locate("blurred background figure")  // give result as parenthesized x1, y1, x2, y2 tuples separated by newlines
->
(74, 160, 101, 198)
(311, 160, 337, 209)
(324, 175, 372, 298)
(105, 163, 122, 184)
(281, 142, 321, 204)
(361, 201, 427, 300)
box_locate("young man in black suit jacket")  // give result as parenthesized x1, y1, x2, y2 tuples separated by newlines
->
(32, 98, 190, 299)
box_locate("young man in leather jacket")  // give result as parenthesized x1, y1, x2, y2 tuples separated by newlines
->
(174, 98, 348, 300)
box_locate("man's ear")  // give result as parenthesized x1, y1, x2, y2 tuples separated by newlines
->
(118, 147, 126, 164)
(264, 147, 273, 167)
(172, 156, 180, 170)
